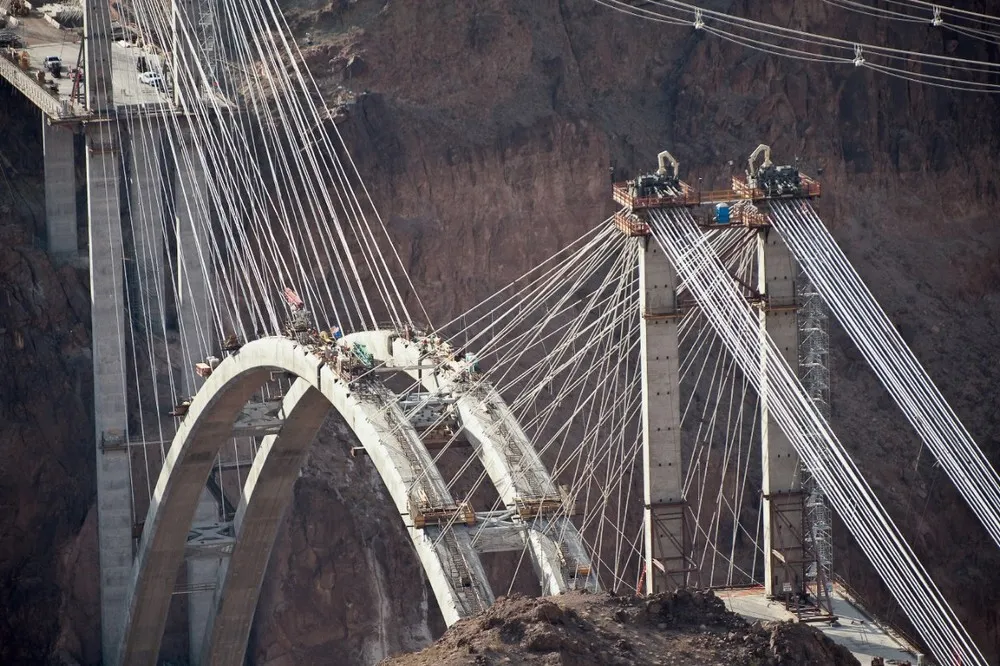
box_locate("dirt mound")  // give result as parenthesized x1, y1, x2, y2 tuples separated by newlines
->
(382, 590, 859, 666)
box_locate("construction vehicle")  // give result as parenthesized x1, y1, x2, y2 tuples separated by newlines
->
(0, 29, 24, 48)
(44, 55, 63, 77)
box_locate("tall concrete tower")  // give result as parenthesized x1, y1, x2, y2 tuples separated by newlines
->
(612, 148, 817, 600)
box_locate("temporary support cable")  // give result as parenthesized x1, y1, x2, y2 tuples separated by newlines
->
(648, 208, 985, 666)
(769, 200, 1000, 555)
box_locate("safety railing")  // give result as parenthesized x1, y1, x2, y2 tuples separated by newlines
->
(612, 210, 650, 237)
(612, 181, 698, 209)
(615, 174, 820, 212)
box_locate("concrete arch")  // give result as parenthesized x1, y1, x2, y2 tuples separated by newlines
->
(116, 337, 493, 666)
(342, 331, 599, 595)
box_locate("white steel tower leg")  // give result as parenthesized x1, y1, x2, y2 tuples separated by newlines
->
(638, 238, 686, 593)
(757, 227, 805, 598)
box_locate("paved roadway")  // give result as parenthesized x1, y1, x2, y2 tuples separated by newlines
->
(718, 587, 923, 664)
(11, 16, 168, 109)
(26, 40, 168, 107)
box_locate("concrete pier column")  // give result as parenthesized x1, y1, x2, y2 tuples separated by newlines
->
(86, 122, 132, 664)
(129, 123, 167, 332)
(43, 118, 77, 258)
(757, 226, 805, 598)
(638, 239, 687, 593)
(83, 0, 115, 113)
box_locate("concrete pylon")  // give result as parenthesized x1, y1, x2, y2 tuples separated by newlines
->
(638, 239, 687, 593)
(83, 0, 133, 660)
(83, 0, 114, 112)
(87, 121, 132, 664)
(43, 118, 77, 259)
(757, 226, 805, 598)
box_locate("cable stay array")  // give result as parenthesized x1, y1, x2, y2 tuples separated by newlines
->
(89, 0, 430, 542)
(77, 0, 995, 658)
(593, 0, 1000, 92)
(417, 222, 770, 595)
(646, 207, 986, 666)
(768, 200, 1000, 551)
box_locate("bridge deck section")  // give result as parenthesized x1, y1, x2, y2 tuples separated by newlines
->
(0, 16, 170, 121)
(719, 587, 922, 665)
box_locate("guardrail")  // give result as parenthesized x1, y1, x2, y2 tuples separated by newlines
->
(0, 49, 89, 120)
(612, 181, 698, 209)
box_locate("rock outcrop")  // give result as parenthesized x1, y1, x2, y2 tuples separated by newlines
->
(382, 590, 860, 666)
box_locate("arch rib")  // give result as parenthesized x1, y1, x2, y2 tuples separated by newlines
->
(343, 331, 600, 594)
(118, 338, 494, 666)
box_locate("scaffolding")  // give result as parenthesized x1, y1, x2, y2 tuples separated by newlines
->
(197, 0, 223, 92)
(797, 272, 834, 614)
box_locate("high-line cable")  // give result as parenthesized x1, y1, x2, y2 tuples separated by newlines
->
(592, 0, 1000, 92)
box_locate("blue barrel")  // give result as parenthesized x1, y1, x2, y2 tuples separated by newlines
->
(715, 203, 730, 224)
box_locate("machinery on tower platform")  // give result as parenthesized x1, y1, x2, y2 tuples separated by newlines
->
(612, 149, 697, 236)
(629, 150, 682, 199)
(612, 146, 821, 237)
(612, 150, 697, 212)
(734, 144, 821, 200)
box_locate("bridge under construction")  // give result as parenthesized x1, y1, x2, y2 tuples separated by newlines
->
(0, 1, 997, 665)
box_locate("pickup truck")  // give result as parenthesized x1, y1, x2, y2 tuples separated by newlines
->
(43, 56, 63, 76)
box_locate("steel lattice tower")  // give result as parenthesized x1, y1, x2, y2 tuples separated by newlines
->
(797, 271, 834, 612)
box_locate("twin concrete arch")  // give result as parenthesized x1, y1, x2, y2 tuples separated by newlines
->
(115, 333, 597, 666)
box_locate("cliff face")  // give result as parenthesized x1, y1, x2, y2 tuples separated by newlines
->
(1, 0, 999, 664)
(0, 88, 99, 664)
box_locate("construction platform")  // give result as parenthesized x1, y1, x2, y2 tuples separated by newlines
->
(718, 586, 925, 665)
(611, 174, 820, 238)
(0, 15, 174, 120)
(612, 180, 699, 209)
(0, 13, 232, 122)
